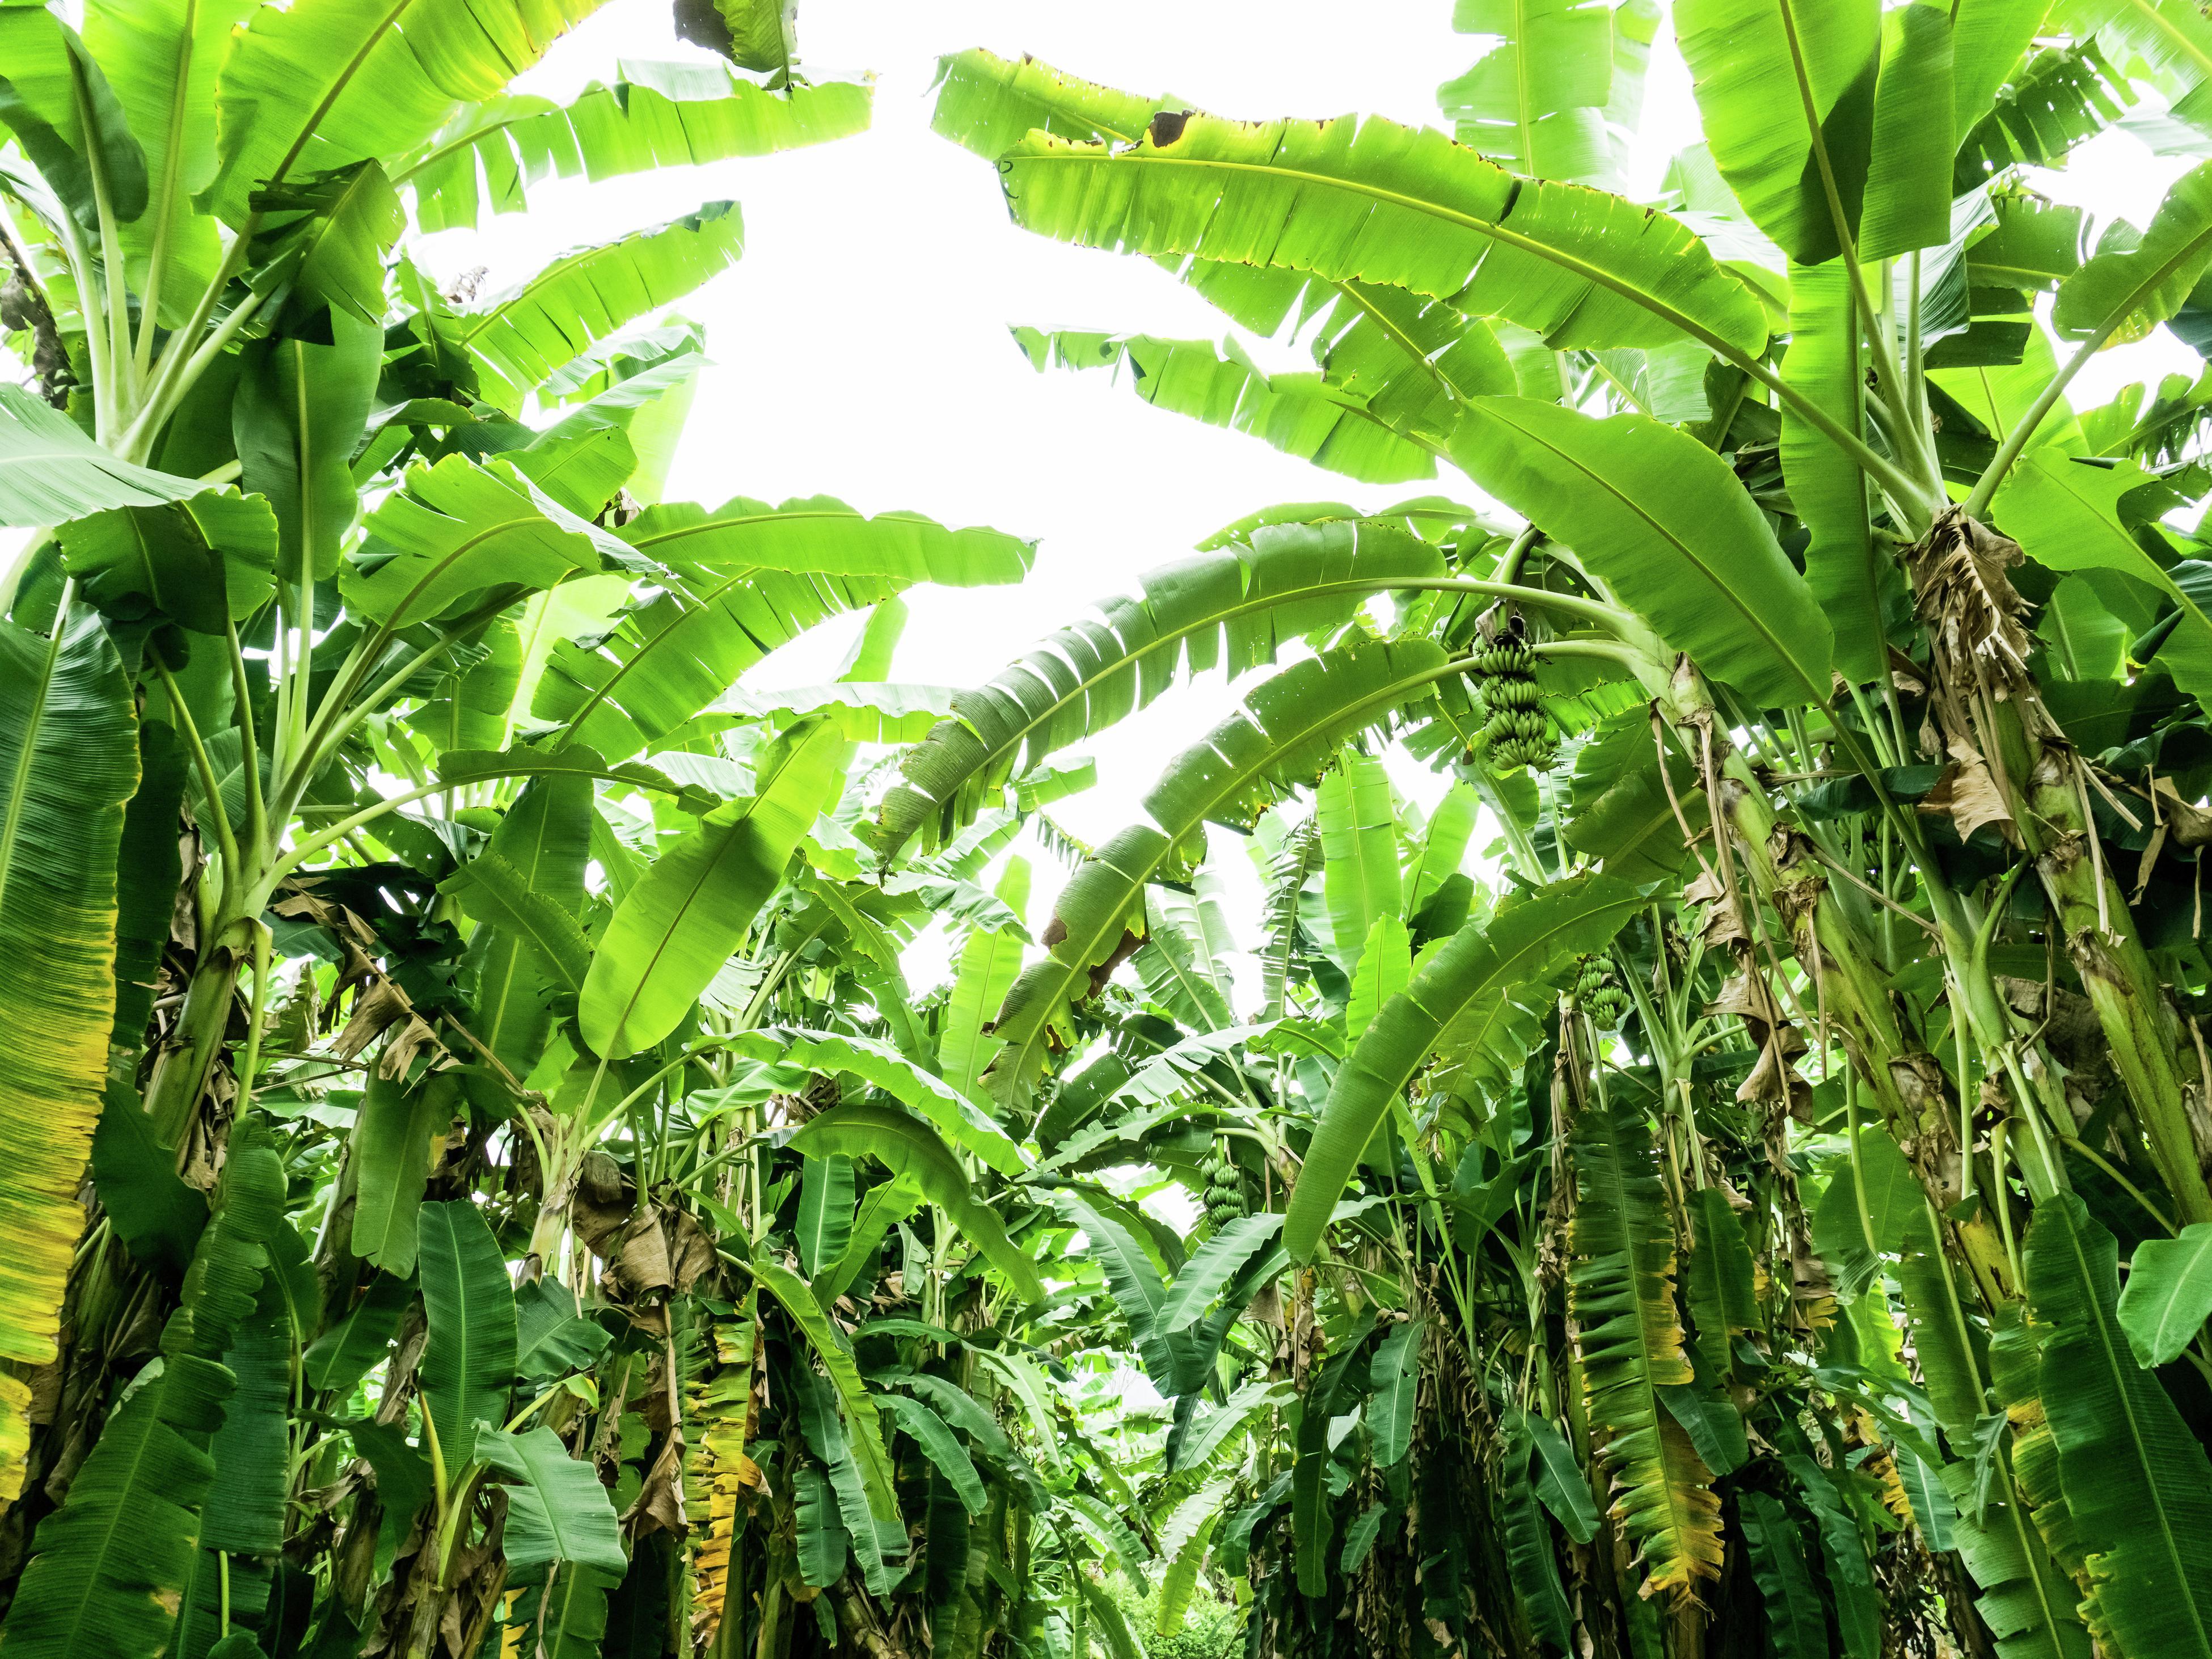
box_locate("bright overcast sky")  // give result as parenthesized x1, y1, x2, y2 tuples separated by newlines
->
(422, 1, 1556, 858)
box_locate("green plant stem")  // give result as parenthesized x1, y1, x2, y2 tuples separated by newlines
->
(151, 653, 244, 885)
(48, 206, 108, 440)
(234, 919, 273, 1108)
(225, 618, 267, 854)
(117, 285, 268, 463)
(1966, 224, 2212, 513)
(1781, 14, 1941, 504)
(70, 52, 136, 415)
(130, 15, 195, 383)
(1493, 525, 1543, 584)
(120, 230, 254, 461)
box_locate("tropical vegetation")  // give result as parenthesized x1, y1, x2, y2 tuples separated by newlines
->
(6, 0, 2212, 1657)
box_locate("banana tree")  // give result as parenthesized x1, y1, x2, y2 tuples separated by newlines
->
(915, 15, 2212, 1658)
(0, 0, 1137, 1655)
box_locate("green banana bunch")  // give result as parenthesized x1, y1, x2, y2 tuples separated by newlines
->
(1468, 629, 1555, 771)
(1571, 954, 1629, 1028)
(1203, 1156, 1249, 1227)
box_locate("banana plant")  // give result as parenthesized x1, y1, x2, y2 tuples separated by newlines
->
(910, 10, 2212, 1657)
(0, 1, 1120, 1656)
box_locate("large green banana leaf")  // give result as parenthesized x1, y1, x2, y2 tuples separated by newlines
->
(418, 1199, 518, 1465)
(933, 48, 1533, 438)
(790, 1103, 1041, 1298)
(246, 158, 406, 323)
(510, 347, 705, 518)
(1738, 1492, 1828, 1659)
(453, 201, 745, 406)
(1438, 0, 1617, 184)
(1500, 1429, 1576, 1650)
(1451, 397, 1834, 707)
(0, 387, 206, 526)
(1781, 261, 1885, 682)
(1172, 261, 1531, 444)
(107, 725, 187, 1051)
(795, 1153, 854, 1278)
(991, 108, 1770, 358)
(0, 613, 137, 1502)
(1951, 0, 2049, 137)
(342, 454, 630, 630)
(1564, 707, 1705, 881)
(1011, 328, 1438, 486)
(56, 490, 277, 635)
(0, 4, 145, 233)
(748, 1255, 900, 1525)
(877, 518, 1448, 855)
(0, 1354, 231, 1659)
(2053, 159, 2212, 342)
(534, 496, 1029, 759)
(475, 1426, 628, 1577)
(938, 907, 1025, 1102)
(201, 1300, 291, 1557)
(988, 638, 1458, 1103)
(687, 0, 793, 73)
(403, 59, 870, 233)
(233, 311, 383, 580)
(81, 0, 258, 323)
(1676, 0, 1954, 264)
(2, 1129, 284, 1658)
(2065, 0, 2212, 137)
(449, 771, 592, 1076)
(348, 1071, 457, 1280)
(1285, 873, 1641, 1260)
(580, 719, 846, 1057)
(727, 1028, 1022, 1171)
(1315, 749, 1402, 977)
(1992, 451, 2212, 705)
(201, 0, 614, 227)
(2025, 1193, 2212, 1659)
(886, 1394, 986, 1518)
(1568, 1101, 1723, 1603)
(929, 48, 1170, 155)
(2116, 1223, 2212, 1369)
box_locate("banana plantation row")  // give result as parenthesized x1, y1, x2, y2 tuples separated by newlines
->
(1, 0, 2211, 1656)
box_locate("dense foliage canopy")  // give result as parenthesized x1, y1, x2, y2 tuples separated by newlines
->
(6, 1, 2212, 1658)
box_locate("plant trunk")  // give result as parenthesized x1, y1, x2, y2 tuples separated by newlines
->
(140, 921, 248, 1149)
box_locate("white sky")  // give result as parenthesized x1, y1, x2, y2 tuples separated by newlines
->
(429, 1, 1493, 862)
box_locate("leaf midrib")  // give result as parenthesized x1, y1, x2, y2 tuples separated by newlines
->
(1008, 145, 1761, 360)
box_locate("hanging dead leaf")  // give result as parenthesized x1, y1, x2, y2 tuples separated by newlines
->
(622, 1426, 688, 1538)
(375, 1015, 442, 1081)
(334, 980, 408, 1061)
(2153, 776, 2212, 850)
(571, 1151, 631, 1259)
(1906, 508, 2036, 690)
(1919, 740, 2015, 845)
(667, 1209, 716, 1294)
(1682, 864, 1747, 947)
